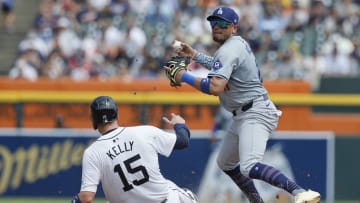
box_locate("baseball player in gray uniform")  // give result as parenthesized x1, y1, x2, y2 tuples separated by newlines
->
(71, 96, 198, 203)
(171, 6, 320, 203)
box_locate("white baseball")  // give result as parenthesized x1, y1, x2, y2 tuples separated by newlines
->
(172, 40, 182, 51)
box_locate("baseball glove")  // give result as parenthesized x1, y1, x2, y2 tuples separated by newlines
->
(165, 56, 190, 87)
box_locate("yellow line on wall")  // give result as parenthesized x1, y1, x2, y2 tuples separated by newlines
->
(270, 93, 360, 106)
(1, 91, 360, 106)
(0, 91, 217, 104)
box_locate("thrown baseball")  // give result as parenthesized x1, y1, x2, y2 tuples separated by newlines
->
(172, 40, 182, 51)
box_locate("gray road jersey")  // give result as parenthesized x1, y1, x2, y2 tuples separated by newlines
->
(207, 36, 267, 112)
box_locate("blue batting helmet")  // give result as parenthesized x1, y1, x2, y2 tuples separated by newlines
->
(90, 96, 118, 129)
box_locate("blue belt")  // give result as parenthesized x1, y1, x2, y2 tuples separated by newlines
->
(232, 94, 269, 116)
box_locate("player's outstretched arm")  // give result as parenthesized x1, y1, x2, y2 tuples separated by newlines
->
(163, 113, 191, 150)
(162, 113, 185, 125)
(174, 70, 227, 96)
(163, 55, 227, 95)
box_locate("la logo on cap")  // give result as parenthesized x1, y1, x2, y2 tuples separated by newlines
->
(217, 8, 223, 15)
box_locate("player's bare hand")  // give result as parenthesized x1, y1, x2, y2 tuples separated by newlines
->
(162, 113, 185, 126)
(175, 42, 197, 59)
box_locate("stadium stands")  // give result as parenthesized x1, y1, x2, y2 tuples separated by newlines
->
(2, 0, 360, 91)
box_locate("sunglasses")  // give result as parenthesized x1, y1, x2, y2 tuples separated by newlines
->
(210, 19, 231, 29)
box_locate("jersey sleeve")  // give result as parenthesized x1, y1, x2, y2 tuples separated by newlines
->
(193, 52, 215, 70)
(208, 39, 245, 80)
(145, 126, 177, 157)
(80, 148, 101, 193)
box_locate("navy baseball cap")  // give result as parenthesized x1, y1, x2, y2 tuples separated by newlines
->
(207, 7, 239, 25)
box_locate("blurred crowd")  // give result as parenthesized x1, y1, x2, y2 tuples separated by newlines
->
(7, 0, 360, 90)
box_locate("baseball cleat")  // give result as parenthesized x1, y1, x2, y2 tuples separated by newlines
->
(294, 189, 321, 203)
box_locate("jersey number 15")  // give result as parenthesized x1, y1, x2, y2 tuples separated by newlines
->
(114, 154, 150, 192)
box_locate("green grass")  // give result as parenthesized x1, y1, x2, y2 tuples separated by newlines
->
(0, 198, 359, 203)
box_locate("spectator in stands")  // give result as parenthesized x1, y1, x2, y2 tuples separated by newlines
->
(122, 19, 147, 77)
(256, 1, 287, 40)
(321, 33, 355, 76)
(352, 38, 360, 75)
(9, 49, 40, 81)
(54, 17, 79, 54)
(87, 0, 110, 12)
(278, 8, 306, 54)
(33, 0, 58, 44)
(300, 0, 327, 57)
(302, 50, 326, 91)
(275, 48, 305, 79)
(109, 0, 130, 17)
(1, 0, 15, 33)
(41, 48, 68, 79)
(334, 0, 359, 19)
(75, 0, 100, 38)
(68, 49, 91, 81)
(238, 0, 262, 28)
(93, 12, 125, 79)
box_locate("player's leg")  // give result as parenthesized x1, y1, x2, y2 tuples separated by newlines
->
(167, 181, 198, 203)
(177, 188, 198, 203)
(165, 187, 180, 203)
(216, 124, 264, 203)
(248, 154, 320, 202)
(237, 108, 319, 202)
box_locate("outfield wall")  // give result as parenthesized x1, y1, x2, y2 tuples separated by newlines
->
(1, 78, 360, 135)
(0, 129, 339, 202)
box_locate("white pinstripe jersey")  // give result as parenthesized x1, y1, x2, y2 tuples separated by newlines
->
(80, 126, 177, 203)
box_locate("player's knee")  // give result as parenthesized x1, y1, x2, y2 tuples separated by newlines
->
(216, 156, 239, 172)
(216, 155, 226, 170)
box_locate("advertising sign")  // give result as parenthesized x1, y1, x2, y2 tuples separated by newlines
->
(0, 129, 334, 202)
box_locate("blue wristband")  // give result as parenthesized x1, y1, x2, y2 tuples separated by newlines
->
(200, 78, 211, 94)
(174, 123, 187, 131)
(181, 72, 196, 86)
